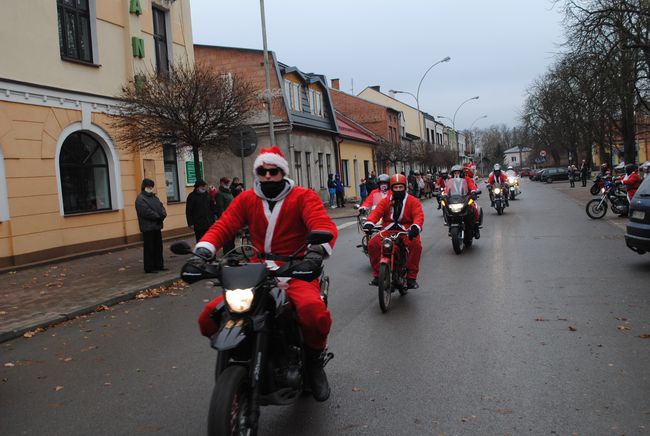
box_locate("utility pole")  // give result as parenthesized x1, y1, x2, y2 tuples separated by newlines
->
(260, 0, 275, 145)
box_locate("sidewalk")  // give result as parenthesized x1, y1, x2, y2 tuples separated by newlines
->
(0, 206, 357, 343)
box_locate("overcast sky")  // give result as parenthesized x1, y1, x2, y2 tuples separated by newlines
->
(190, 0, 566, 130)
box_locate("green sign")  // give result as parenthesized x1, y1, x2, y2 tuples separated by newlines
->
(132, 37, 145, 58)
(129, 0, 142, 15)
(185, 161, 204, 186)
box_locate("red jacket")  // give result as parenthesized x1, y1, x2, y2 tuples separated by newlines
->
(197, 185, 338, 259)
(623, 171, 642, 200)
(361, 188, 390, 209)
(366, 193, 424, 232)
(487, 172, 508, 186)
(435, 176, 447, 189)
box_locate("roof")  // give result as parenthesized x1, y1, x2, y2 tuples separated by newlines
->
(503, 146, 533, 154)
(335, 111, 378, 144)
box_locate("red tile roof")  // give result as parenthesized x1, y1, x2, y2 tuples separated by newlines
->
(335, 112, 378, 144)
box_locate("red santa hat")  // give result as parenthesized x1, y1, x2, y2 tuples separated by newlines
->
(253, 146, 289, 176)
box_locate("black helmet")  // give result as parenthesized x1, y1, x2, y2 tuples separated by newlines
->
(625, 164, 638, 175)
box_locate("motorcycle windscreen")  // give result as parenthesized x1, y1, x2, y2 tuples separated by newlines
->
(445, 178, 469, 196)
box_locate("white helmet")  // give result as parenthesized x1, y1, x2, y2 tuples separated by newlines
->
(493, 164, 501, 171)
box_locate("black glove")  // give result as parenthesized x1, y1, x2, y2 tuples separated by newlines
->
(195, 247, 213, 260)
(186, 247, 213, 268)
(358, 206, 367, 215)
(363, 222, 375, 232)
(305, 245, 326, 262)
(471, 191, 478, 200)
(408, 225, 420, 240)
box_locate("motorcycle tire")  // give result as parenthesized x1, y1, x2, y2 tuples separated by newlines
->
(496, 204, 503, 215)
(361, 235, 369, 257)
(510, 191, 515, 200)
(450, 227, 463, 255)
(320, 275, 330, 306)
(463, 228, 473, 248)
(208, 365, 253, 436)
(585, 199, 608, 219)
(590, 185, 599, 196)
(378, 263, 392, 313)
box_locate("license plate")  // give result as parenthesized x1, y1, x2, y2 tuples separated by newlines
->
(631, 210, 645, 220)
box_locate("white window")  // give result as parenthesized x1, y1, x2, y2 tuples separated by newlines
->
(0, 147, 9, 222)
(292, 82, 302, 111)
(309, 89, 323, 117)
(284, 79, 292, 106)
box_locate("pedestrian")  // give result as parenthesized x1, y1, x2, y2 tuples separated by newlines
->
(365, 171, 378, 192)
(135, 178, 167, 273)
(327, 174, 336, 208)
(231, 176, 245, 197)
(417, 173, 425, 198)
(214, 176, 236, 254)
(579, 160, 589, 187)
(568, 163, 577, 188)
(335, 174, 345, 208)
(359, 178, 368, 204)
(186, 179, 216, 242)
(408, 170, 416, 196)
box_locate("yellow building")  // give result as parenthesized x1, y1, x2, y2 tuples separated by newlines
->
(0, 0, 194, 267)
(335, 112, 377, 200)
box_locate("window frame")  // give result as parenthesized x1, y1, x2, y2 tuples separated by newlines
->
(292, 82, 302, 111)
(0, 146, 9, 222)
(294, 151, 302, 186)
(163, 144, 182, 203)
(326, 153, 332, 178)
(305, 151, 312, 189)
(152, 6, 171, 75)
(317, 152, 324, 188)
(57, 0, 99, 65)
(342, 159, 350, 187)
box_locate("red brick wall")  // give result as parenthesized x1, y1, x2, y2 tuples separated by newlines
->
(194, 46, 288, 121)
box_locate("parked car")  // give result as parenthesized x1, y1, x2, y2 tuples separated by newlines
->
(530, 169, 544, 181)
(625, 176, 650, 255)
(539, 167, 579, 183)
(519, 167, 533, 177)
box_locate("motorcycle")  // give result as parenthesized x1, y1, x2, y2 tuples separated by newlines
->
(172, 230, 333, 436)
(440, 179, 482, 255)
(375, 226, 409, 313)
(488, 184, 508, 215)
(585, 179, 629, 219)
(589, 174, 608, 196)
(354, 206, 378, 256)
(506, 176, 520, 200)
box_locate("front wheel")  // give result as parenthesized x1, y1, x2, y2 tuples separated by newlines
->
(450, 227, 463, 255)
(208, 365, 253, 436)
(510, 191, 515, 200)
(378, 263, 392, 313)
(585, 199, 608, 219)
(496, 203, 503, 215)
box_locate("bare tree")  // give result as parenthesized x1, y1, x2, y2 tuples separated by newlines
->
(375, 139, 409, 173)
(111, 62, 255, 177)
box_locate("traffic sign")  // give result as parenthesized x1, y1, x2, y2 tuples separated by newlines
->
(539, 150, 547, 157)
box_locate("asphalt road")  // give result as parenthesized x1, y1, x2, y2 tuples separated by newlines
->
(1, 179, 649, 435)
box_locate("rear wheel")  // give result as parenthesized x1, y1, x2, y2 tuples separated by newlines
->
(378, 263, 392, 313)
(586, 199, 608, 219)
(208, 365, 253, 436)
(450, 227, 463, 255)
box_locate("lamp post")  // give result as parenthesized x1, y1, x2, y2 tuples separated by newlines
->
(259, 0, 275, 145)
(467, 115, 487, 160)
(452, 96, 479, 163)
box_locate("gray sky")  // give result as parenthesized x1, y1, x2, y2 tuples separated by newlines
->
(190, 0, 565, 129)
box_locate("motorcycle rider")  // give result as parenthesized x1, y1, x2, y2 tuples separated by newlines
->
(622, 164, 642, 203)
(487, 164, 509, 207)
(358, 173, 391, 213)
(363, 174, 424, 290)
(192, 146, 338, 402)
(445, 165, 482, 237)
(434, 170, 449, 209)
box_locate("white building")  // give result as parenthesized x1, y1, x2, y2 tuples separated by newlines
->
(503, 146, 533, 168)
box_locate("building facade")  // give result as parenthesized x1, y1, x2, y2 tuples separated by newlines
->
(0, 0, 194, 267)
(335, 111, 378, 200)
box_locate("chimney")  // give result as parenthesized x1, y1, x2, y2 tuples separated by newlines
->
(369, 85, 381, 92)
(331, 78, 340, 90)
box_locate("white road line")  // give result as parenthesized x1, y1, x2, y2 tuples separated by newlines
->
(336, 221, 357, 230)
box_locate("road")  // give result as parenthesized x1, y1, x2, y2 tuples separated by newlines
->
(1, 179, 649, 435)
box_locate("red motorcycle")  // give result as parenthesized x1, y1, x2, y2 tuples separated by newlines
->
(376, 227, 409, 313)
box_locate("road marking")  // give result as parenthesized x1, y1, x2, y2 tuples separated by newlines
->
(336, 221, 357, 230)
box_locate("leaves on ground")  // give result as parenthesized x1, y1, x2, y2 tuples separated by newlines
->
(80, 345, 97, 352)
(136, 281, 188, 300)
(638, 334, 650, 339)
(4, 362, 14, 367)
(617, 325, 632, 331)
(23, 327, 45, 338)
(460, 415, 477, 422)
(535, 317, 547, 322)
(95, 305, 110, 312)
(351, 387, 361, 392)
(615, 316, 628, 321)
(568, 326, 577, 331)
(54, 385, 64, 392)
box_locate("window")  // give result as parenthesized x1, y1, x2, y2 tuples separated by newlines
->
(292, 82, 302, 111)
(511, 156, 517, 162)
(284, 79, 292, 107)
(341, 159, 350, 187)
(59, 131, 111, 214)
(309, 89, 323, 117)
(57, 0, 94, 63)
(317, 152, 324, 188)
(364, 160, 370, 179)
(326, 153, 332, 177)
(0, 147, 9, 222)
(294, 151, 302, 186)
(163, 145, 180, 202)
(305, 152, 313, 189)
(152, 7, 169, 74)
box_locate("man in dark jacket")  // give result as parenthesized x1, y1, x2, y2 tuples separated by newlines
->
(365, 171, 378, 192)
(135, 178, 167, 273)
(579, 160, 589, 187)
(185, 179, 216, 241)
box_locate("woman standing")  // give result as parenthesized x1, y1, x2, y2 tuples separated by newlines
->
(135, 178, 167, 273)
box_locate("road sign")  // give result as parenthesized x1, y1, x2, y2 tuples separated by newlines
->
(539, 150, 547, 157)
(228, 126, 258, 158)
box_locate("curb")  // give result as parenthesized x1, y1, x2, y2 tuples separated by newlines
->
(0, 277, 179, 343)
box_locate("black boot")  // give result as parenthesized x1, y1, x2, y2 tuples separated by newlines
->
(305, 347, 332, 402)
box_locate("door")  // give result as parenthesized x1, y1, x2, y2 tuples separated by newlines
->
(353, 159, 359, 198)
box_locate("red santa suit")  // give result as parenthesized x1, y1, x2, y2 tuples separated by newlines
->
(196, 148, 338, 350)
(361, 187, 390, 209)
(487, 171, 508, 186)
(623, 171, 642, 201)
(463, 162, 476, 179)
(445, 176, 480, 221)
(365, 193, 424, 280)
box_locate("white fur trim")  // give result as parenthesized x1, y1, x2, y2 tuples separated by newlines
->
(195, 241, 216, 255)
(254, 153, 289, 176)
(263, 199, 285, 253)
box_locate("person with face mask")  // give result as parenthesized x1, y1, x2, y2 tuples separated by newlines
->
(363, 174, 424, 289)
(487, 164, 509, 207)
(446, 165, 481, 228)
(135, 178, 167, 273)
(358, 173, 391, 213)
(194, 146, 339, 402)
(185, 179, 216, 242)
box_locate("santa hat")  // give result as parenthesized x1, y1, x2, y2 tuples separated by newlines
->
(253, 146, 289, 176)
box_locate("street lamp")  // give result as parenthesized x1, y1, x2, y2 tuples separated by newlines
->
(467, 115, 487, 163)
(259, 0, 275, 145)
(452, 96, 479, 163)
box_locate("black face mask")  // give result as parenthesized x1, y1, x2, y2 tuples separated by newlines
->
(392, 190, 405, 202)
(260, 180, 286, 198)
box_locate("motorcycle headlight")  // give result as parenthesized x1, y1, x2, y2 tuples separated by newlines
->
(493, 188, 501, 195)
(382, 238, 392, 250)
(449, 203, 464, 213)
(225, 288, 254, 313)
(600, 188, 605, 194)
(508, 177, 515, 184)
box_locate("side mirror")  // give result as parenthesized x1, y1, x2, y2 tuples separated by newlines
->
(306, 230, 334, 246)
(476, 190, 482, 195)
(170, 241, 193, 255)
(353, 204, 360, 209)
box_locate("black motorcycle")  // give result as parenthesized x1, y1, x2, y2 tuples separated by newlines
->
(172, 231, 333, 436)
(488, 184, 507, 215)
(440, 181, 482, 255)
(585, 180, 629, 219)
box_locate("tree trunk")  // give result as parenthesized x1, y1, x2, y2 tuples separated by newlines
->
(192, 145, 202, 181)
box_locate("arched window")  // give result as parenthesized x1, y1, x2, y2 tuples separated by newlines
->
(59, 131, 111, 214)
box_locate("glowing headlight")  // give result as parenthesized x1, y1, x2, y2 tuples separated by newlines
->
(493, 188, 502, 195)
(508, 177, 516, 184)
(225, 288, 254, 313)
(382, 239, 392, 250)
(600, 188, 605, 194)
(449, 203, 464, 213)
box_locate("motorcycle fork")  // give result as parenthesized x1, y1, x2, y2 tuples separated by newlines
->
(248, 323, 269, 433)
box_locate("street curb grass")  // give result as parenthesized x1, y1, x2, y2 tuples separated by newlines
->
(0, 277, 178, 343)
